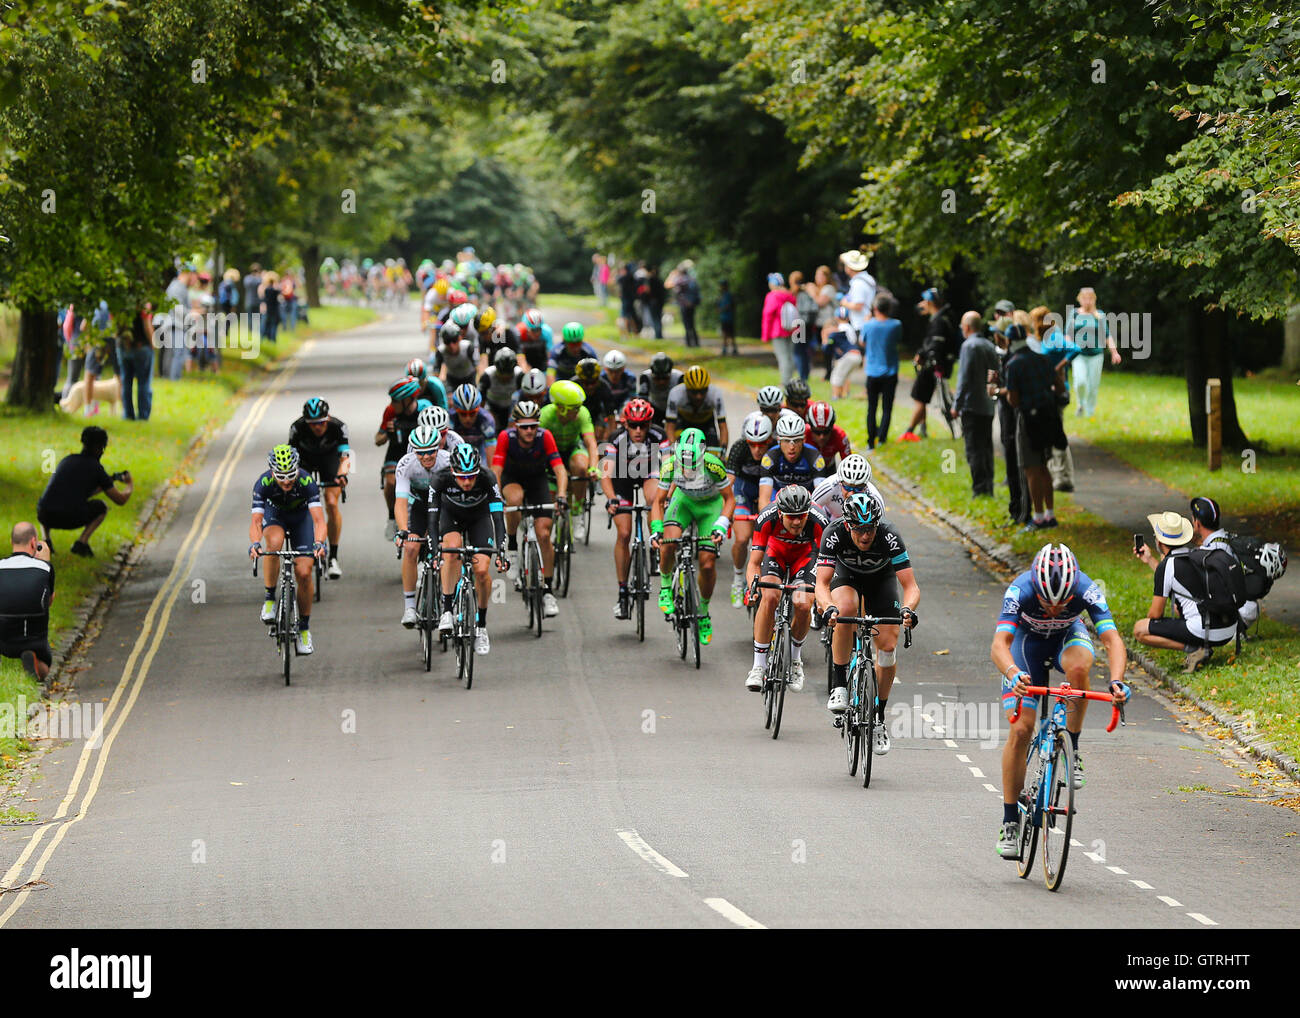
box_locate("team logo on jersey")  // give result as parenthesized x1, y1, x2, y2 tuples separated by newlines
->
(1002, 584, 1021, 617)
(1082, 581, 1107, 610)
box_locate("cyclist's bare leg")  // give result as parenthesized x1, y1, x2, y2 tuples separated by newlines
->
(441, 530, 462, 597)
(698, 545, 719, 601)
(1001, 705, 1038, 806)
(294, 554, 313, 617)
(791, 590, 814, 642)
(535, 517, 555, 577)
(324, 485, 342, 544)
(873, 623, 900, 701)
(612, 511, 631, 582)
(659, 523, 680, 575)
(472, 552, 491, 611)
(262, 526, 285, 589)
(382, 471, 396, 519)
(754, 578, 779, 643)
(569, 450, 589, 508)
(1060, 643, 1093, 734)
(829, 585, 859, 666)
(501, 483, 523, 545)
(401, 533, 421, 591)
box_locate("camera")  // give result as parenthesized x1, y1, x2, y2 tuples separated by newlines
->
(112, 470, 130, 484)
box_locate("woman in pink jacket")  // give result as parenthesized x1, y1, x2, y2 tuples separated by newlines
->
(761, 272, 797, 384)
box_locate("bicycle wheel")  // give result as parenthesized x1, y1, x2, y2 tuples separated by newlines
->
(313, 553, 323, 603)
(844, 677, 862, 777)
(823, 629, 835, 699)
(687, 570, 700, 670)
(458, 577, 477, 690)
(633, 543, 647, 642)
(764, 628, 784, 732)
(673, 570, 687, 660)
(1016, 777, 1040, 879)
(418, 564, 434, 673)
(530, 543, 544, 638)
(770, 629, 787, 740)
(861, 662, 879, 788)
(280, 587, 293, 686)
(1041, 733, 1075, 891)
(554, 514, 571, 598)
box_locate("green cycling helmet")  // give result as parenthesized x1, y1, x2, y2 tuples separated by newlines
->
(561, 321, 585, 344)
(676, 428, 706, 471)
(268, 444, 299, 478)
(550, 379, 585, 408)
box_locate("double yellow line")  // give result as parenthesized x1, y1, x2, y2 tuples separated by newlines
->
(0, 343, 312, 926)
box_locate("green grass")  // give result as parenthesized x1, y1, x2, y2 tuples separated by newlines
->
(0, 304, 375, 780)
(0, 659, 41, 778)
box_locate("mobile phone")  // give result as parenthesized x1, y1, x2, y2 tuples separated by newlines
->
(1133, 534, 1145, 554)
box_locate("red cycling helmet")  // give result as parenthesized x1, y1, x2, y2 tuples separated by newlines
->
(807, 400, 836, 430)
(623, 398, 655, 425)
(447, 289, 468, 307)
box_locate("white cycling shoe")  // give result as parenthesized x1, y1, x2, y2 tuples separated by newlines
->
(401, 606, 418, 629)
(260, 600, 275, 623)
(827, 687, 848, 713)
(384, 518, 397, 541)
(542, 592, 559, 618)
(873, 724, 891, 756)
(474, 628, 490, 655)
(296, 630, 314, 655)
(745, 665, 764, 692)
(438, 611, 454, 633)
(327, 557, 342, 580)
(788, 661, 805, 693)
(573, 516, 587, 542)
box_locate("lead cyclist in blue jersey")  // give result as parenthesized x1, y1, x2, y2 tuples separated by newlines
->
(991, 543, 1129, 858)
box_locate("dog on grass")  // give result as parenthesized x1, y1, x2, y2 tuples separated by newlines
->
(60, 376, 121, 416)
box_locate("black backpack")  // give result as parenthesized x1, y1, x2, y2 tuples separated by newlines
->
(1185, 547, 1248, 630)
(1221, 533, 1286, 600)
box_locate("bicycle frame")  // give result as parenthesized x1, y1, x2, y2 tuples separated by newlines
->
(253, 547, 316, 684)
(754, 578, 816, 739)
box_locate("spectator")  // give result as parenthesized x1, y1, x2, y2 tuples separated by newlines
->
(161, 264, 193, 380)
(281, 270, 299, 332)
(760, 272, 797, 384)
(617, 263, 639, 340)
(591, 253, 607, 304)
(218, 268, 241, 315)
(82, 300, 118, 417)
(59, 302, 87, 400)
(1189, 495, 1259, 629)
(671, 260, 702, 348)
(36, 426, 134, 557)
(645, 265, 666, 340)
(1133, 511, 1239, 672)
(1070, 286, 1121, 417)
(952, 311, 999, 496)
(838, 249, 876, 341)
(861, 294, 902, 447)
(120, 303, 154, 421)
(809, 265, 839, 380)
(0, 522, 55, 681)
(990, 325, 1029, 525)
(900, 287, 959, 441)
(718, 280, 737, 356)
(242, 262, 263, 315)
(1031, 305, 1077, 492)
(826, 306, 861, 400)
(988, 299, 1015, 341)
(790, 270, 818, 381)
(260, 271, 282, 346)
(1002, 328, 1063, 530)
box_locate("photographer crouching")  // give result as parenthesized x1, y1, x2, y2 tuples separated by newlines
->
(36, 426, 134, 557)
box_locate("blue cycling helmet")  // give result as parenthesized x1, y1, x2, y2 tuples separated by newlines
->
(303, 397, 329, 421)
(843, 491, 884, 528)
(450, 383, 483, 412)
(451, 442, 480, 476)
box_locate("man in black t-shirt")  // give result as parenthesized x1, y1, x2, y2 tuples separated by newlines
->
(36, 426, 133, 557)
(0, 522, 55, 679)
(900, 288, 959, 440)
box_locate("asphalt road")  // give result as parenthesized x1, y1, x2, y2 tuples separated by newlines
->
(2, 307, 1296, 929)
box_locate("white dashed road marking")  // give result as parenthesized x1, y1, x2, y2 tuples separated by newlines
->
(617, 830, 688, 878)
(704, 897, 766, 930)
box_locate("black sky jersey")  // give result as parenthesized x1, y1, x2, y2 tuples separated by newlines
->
(816, 518, 911, 577)
(428, 465, 506, 547)
(287, 416, 351, 457)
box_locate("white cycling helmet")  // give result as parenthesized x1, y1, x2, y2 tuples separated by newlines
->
(1258, 542, 1287, 581)
(837, 454, 872, 488)
(418, 405, 450, 433)
(520, 368, 548, 397)
(409, 424, 441, 453)
(775, 409, 806, 440)
(742, 411, 774, 443)
(756, 385, 783, 411)
(603, 350, 627, 371)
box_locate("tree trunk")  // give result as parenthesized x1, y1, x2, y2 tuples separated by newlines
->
(1185, 305, 1250, 450)
(6, 308, 60, 410)
(1284, 299, 1300, 373)
(301, 243, 321, 309)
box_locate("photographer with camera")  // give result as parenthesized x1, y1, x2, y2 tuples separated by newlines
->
(35, 426, 134, 558)
(899, 287, 958, 442)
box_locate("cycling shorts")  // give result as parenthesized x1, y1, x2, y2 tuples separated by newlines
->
(733, 479, 760, 521)
(828, 567, 901, 620)
(438, 512, 496, 551)
(500, 469, 553, 520)
(300, 453, 343, 486)
(1002, 620, 1094, 714)
(406, 497, 430, 536)
(761, 545, 815, 587)
(664, 492, 724, 543)
(261, 504, 314, 552)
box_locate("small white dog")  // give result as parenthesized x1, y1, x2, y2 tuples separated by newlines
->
(60, 376, 121, 415)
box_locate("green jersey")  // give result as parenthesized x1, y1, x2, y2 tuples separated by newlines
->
(658, 451, 731, 500)
(539, 403, 594, 453)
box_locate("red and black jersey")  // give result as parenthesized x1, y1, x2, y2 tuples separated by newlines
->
(492, 426, 563, 478)
(807, 425, 851, 473)
(751, 502, 830, 554)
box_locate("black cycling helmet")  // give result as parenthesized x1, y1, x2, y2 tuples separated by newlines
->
(493, 347, 517, 373)
(784, 378, 811, 403)
(775, 484, 812, 515)
(649, 352, 674, 378)
(303, 397, 329, 421)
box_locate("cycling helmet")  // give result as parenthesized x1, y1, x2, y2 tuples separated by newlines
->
(522, 308, 544, 331)
(649, 352, 674, 377)
(1259, 542, 1287, 581)
(434, 277, 450, 296)
(450, 442, 480, 475)
(574, 357, 601, 383)
(742, 411, 774, 443)
(519, 368, 548, 398)
(447, 289, 468, 307)
(756, 385, 783, 411)
(807, 400, 836, 430)
(439, 322, 463, 346)
(623, 398, 655, 425)
(784, 378, 811, 403)
(476, 307, 496, 330)
(550, 379, 584, 408)
(603, 350, 627, 371)
(408, 424, 440, 453)
(843, 491, 884, 528)
(268, 444, 299, 479)
(775, 411, 807, 440)
(493, 347, 517, 373)
(561, 321, 585, 344)
(303, 397, 329, 421)
(389, 376, 421, 402)
(1030, 543, 1079, 607)
(837, 453, 872, 488)
(405, 357, 427, 379)
(776, 484, 811, 516)
(451, 383, 483, 412)
(450, 304, 477, 328)
(512, 399, 541, 422)
(683, 365, 710, 390)
(676, 428, 706, 471)
(417, 405, 450, 433)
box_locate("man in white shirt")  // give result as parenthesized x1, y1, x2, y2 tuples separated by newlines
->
(838, 250, 876, 337)
(1189, 495, 1258, 628)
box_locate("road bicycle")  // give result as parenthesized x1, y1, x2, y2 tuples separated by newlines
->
(661, 523, 708, 669)
(517, 502, 554, 637)
(253, 547, 319, 685)
(753, 578, 816, 740)
(828, 612, 911, 788)
(437, 544, 501, 689)
(308, 469, 346, 603)
(397, 531, 440, 673)
(553, 496, 574, 598)
(1008, 682, 1127, 891)
(613, 496, 653, 642)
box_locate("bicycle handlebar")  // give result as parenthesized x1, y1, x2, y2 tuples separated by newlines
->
(517, 503, 557, 512)
(436, 545, 500, 556)
(827, 614, 913, 649)
(251, 547, 319, 575)
(1009, 683, 1127, 733)
(755, 580, 817, 593)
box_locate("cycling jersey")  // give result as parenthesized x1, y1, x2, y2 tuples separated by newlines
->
(601, 368, 636, 410)
(538, 403, 594, 454)
(725, 439, 770, 517)
(602, 424, 668, 499)
(817, 518, 910, 578)
(394, 450, 449, 505)
(810, 475, 886, 523)
(251, 471, 322, 515)
(418, 375, 448, 410)
(752, 502, 830, 580)
(760, 444, 826, 495)
(380, 404, 422, 465)
(288, 416, 351, 459)
(579, 378, 619, 424)
(519, 324, 553, 371)
(665, 383, 726, 439)
(479, 365, 524, 410)
(807, 425, 851, 473)
(428, 465, 507, 549)
(636, 369, 684, 418)
(658, 450, 731, 500)
(549, 341, 600, 381)
(451, 408, 498, 456)
(493, 427, 563, 479)
(995, 570, 1117, 640)
(435, 334, 479, 381)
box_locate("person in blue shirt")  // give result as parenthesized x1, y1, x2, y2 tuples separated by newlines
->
(548, 322, 600, 382)
(1031, 305, 1079, 492)
(860, 295, 902, 448)
(990, 543, 1129, 858)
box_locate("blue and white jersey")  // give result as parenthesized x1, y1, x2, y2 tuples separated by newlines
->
(995, 570, 1117, 639)
(810, 475, 886, 524)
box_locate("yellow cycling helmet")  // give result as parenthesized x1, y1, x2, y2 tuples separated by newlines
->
(477, 306, 497, 330)
(684, 365, 710, 390)
(550, 379, 585, 408)
(433, 277, 449, 296)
